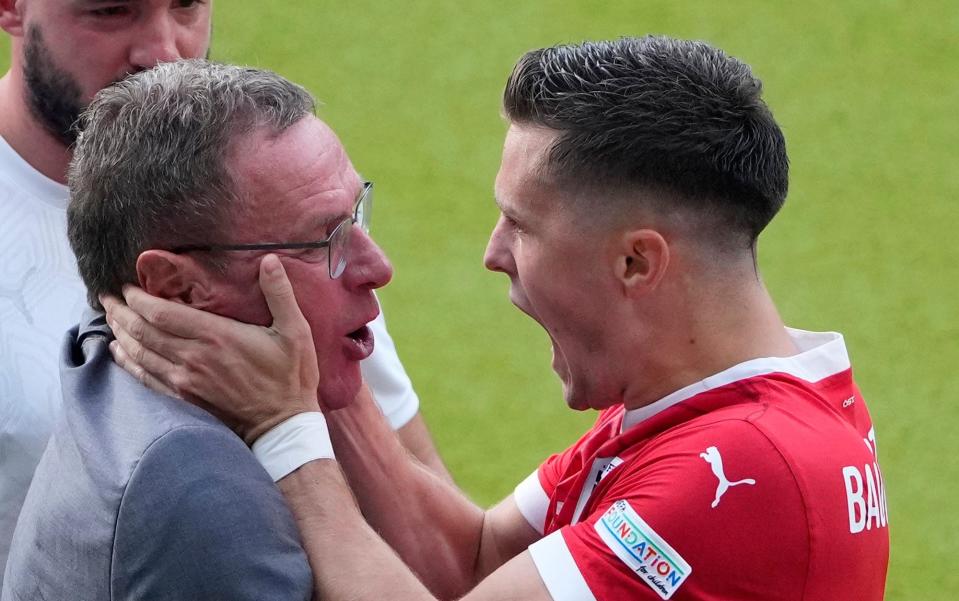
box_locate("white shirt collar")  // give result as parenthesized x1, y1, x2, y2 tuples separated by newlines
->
(0, 133, 70, 208)
(621, 328, 850, 433)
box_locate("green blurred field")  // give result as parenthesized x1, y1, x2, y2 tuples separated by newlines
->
(3, 1, 956, 597)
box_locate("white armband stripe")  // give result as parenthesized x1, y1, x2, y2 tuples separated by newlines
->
(251, 412, 334, 481)
(514, 470, 549, 535)
(528, 530, 596, 601)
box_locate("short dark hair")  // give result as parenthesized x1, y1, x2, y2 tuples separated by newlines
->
(67, 59, 315, 310)
(503, 36, 788, 249)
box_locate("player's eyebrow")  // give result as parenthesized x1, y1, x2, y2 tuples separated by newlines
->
(494, 194, 522, 223)
(320, 211, 350, 233)
(292, 180, 363, 240)
(284, 211, 343, 242)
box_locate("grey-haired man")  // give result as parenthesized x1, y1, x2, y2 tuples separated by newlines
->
(0, 0, 446, 582)
(2, 60, 398, 600)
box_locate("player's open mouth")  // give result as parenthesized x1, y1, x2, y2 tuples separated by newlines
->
(345, 325, 374, 360)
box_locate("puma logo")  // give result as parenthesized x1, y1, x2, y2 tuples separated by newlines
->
(0, 267, 36, 325)
(700, 446, 756, 508)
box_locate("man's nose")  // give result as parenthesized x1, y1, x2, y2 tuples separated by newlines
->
(129, 15, 182, 69)
(344, 229, 393, 290)
(483, 216, 513, 274)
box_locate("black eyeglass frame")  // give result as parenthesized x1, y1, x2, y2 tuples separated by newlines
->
(170, 181, 373, 280)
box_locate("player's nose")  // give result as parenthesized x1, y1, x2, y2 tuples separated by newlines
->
(129, 14, 182, 70)
(344, 229, 393, 291)
(483, 215, 515, 275)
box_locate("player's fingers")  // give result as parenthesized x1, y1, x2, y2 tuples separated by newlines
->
(259, 254, 311, 337)
(109, 340, 181, 399)
(102, 293, 189, 362)
(110, 317, 182, 383)
(119, 284, 213, 340)
(98, 293, 127, 319)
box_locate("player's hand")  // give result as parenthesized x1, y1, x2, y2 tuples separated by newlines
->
(101, 254, 320, 445)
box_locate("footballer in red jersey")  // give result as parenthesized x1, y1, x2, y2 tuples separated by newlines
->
(515, 329, 889, 600)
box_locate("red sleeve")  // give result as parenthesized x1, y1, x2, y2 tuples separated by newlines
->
(515, 410, 616, 535)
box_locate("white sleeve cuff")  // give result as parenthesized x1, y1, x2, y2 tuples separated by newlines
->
(251, 412, 334, 481)
(528, 531, 597, 601)
(361, 309, 420, 430)
(514, 470, 549, 535)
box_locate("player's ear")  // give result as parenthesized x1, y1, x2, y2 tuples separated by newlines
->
(0, 0, 26, 37)
(136, 250, 217, 309)
(613, 228, 669, 297)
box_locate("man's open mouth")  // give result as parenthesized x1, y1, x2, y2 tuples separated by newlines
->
(345, 324, 374, 360)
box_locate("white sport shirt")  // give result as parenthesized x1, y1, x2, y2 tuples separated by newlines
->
(0, 134, 420, 581)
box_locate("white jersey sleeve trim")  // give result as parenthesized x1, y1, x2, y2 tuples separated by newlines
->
(360, 304, 420, 430)
(514, 470, 549, 535)
(528, 530, 597, 601)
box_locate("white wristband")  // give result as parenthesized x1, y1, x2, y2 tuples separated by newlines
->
(251, 412, 335, 481)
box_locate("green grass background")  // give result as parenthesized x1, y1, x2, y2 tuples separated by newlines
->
(3, 1, 956, 597)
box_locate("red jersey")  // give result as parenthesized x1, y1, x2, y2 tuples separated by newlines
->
(514, 329, 889, 600)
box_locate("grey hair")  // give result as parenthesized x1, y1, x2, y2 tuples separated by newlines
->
(503, 37, 789, 251)
(67, 59, 315, 309)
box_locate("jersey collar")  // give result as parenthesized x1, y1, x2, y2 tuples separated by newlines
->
(621, 328, 851, 433)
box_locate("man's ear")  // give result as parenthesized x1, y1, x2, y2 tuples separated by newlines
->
(0, 0, 26, 37)
(136, 250, 216, 308)
(613, 229, 670, 296)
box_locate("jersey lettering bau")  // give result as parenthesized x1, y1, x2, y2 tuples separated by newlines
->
(514, 329, 889, 601)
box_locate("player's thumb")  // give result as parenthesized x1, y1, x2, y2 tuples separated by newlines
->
(259, 254, 308, 334)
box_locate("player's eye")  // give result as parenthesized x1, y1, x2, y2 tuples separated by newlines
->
(173, 0, 206, 8)
(294, 247, 328, 263)
(90, 5, 130, 17)
(502, 214, 523, 233)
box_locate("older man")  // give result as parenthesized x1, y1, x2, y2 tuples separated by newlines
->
(1, 60, 398, 600)
(104, 38, 889, 600)
(0, 0, 445, 579)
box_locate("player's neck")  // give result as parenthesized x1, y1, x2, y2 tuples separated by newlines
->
(0, 70, 72, 184)
(694, 284, 798, 368)
(621, 275, 797, 411)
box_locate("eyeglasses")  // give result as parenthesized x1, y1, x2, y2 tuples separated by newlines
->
(171, 181, 373, 279)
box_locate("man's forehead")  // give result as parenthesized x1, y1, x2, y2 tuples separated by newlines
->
(495, 125, 559, 213)
(228, 117, 359, 233)
(233, 118, 349, 184)
(501, 125, 556, 173)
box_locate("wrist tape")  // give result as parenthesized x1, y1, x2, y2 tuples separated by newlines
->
(251, 411, 335, 481)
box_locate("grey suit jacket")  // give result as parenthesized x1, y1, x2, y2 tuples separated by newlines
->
(1, 310, 312, 600)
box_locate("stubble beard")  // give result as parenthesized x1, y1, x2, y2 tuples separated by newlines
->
(22, 26, 86, 147)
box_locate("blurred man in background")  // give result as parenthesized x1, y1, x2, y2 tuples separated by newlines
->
(0, 0, 444, 582)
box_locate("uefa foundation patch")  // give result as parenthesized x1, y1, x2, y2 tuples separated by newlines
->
(594, 500, 691, 599)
